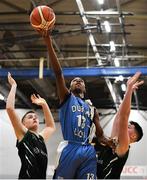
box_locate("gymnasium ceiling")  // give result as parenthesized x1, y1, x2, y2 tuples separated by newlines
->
(0, 0, 147, 114)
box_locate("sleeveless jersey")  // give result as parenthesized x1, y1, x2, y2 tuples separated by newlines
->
(54, 93, 97, 179)
(59, 93, 95, 144)
(94, 140, 129, 179)
(16, 131, 48, 179)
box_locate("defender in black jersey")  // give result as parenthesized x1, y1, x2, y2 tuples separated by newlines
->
(94, 138, 129, 179)
(6, 73, 56, 179)
(94, 72, 144, 179)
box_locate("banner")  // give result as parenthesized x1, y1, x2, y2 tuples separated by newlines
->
(122, 165, 147, 177)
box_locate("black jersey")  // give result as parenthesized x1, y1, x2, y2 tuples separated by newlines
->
(16, 130, 48, 179)
(94, 139, 129, 179)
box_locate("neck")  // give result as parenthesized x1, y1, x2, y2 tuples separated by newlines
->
(29, 129, 38, 134)
(73, 92, 84, 99)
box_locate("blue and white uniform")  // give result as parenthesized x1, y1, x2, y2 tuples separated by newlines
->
(53, 93, 96, 179)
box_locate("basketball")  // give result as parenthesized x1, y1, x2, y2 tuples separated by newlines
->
(30, 5, 55, 31)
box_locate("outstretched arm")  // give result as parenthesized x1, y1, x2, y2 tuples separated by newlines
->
(112, 72, 144, 156)
(6, 72, 26, 140)
(43, 35, 69, 103)
(31, 94, 56, 141)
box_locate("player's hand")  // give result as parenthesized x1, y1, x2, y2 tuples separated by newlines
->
(127, 72, 144, 91)
(31, 94, 46, 106)
(36, 28, 48, 37)
(36, 27, 53, 37)
(7, 72, 17, 87)
(99, 136, 116, 150)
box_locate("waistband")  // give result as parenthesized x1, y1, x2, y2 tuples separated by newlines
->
(67, 140, 90, 145)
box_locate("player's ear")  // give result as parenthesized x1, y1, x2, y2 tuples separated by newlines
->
(131, 133, 137, 142)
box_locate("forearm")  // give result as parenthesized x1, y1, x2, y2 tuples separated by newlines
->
(6, 85, 17, 109)
(94, 109, 105, 141)
(95, 125, 104, 139)
(44, 36, 69, 102)
(42, 102, 55, 129)
(44, 36, 62, 76)
(118, 88, 133, 117)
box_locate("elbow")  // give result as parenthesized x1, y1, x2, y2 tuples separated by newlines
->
(117, 145, 129, 156)
(50, 126, 56, 135)
(47, 123, 56, 132)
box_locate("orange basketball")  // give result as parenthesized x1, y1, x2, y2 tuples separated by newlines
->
(30, 5, 55, 31)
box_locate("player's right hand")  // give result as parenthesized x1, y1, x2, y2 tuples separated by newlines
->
(8, 72, 17, 87)
(37, 28, 53, 37)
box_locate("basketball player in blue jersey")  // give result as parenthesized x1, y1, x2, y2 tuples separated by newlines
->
(6, 73, 56, 179)
(94, 72, 144, 179)
(42, 34, 112, 179)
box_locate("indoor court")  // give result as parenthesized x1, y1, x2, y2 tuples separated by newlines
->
(0, 0, 147, 179)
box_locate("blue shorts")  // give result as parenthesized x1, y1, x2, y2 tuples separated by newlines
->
(53, 142, 97, 179)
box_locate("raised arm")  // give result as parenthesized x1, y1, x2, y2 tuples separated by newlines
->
(113, 72, 144, 155)
(6, 72, 26, 140)
(31, 94, 56, 141)
(43, 35, 69, 103)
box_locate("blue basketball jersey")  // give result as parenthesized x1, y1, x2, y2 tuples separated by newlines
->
(59, 93, 95, 143)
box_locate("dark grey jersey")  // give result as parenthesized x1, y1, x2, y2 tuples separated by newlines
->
(16, 131, 48, 179)
(94, 139, 129, 179)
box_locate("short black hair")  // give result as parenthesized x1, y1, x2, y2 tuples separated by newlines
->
(130, 121, 143, 142)
(21, 110, 35, 122)
(70, 77, 85, 85)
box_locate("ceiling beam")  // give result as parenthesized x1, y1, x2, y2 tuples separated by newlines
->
(0, 66, 147, 78)
(0, 0, 26, 11)
(76, 0, 102, 66)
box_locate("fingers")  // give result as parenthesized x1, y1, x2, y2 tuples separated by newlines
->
(8, 72, 11, 77)
(36, 28, 49, 37)
(31, 94, 41, 101)
(128, 72, 143, 86)
(133, 80, 144, 89)
(129, 72, 141, 82)
(31, 94, 41, 98)
(134, 71, 141, 77)
(133, 72, 141, 81)
(31, 94, 37, 100)
(8, 72, 12, 79)
(136, 80, 144, 86)
(37, 94, 41, 98)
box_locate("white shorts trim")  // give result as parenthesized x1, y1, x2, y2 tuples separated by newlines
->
(55, 141, 68, 168)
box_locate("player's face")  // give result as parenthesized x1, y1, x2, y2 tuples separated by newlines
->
(70, 77, 86, 93)
(128, 123, 137, 142)
(23, 112, 39, 131)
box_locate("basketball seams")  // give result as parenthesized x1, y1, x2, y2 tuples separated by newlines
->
(30, 14, 41, 26)
(30, 5, 55, 30)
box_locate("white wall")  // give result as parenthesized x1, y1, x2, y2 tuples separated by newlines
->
(0, 109, 147, 178)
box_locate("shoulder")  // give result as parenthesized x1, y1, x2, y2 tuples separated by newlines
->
(59, 93, 72, 107)
(115, 145, 130, 157)
(16, 130, 30, 147)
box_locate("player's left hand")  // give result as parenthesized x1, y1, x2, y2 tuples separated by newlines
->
(31, 94, 46, 106)
(127, 72, 144, 91)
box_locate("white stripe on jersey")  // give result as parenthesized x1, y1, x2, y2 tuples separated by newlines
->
(25, 155, 33, 166)
(23, 142, 35, 157)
